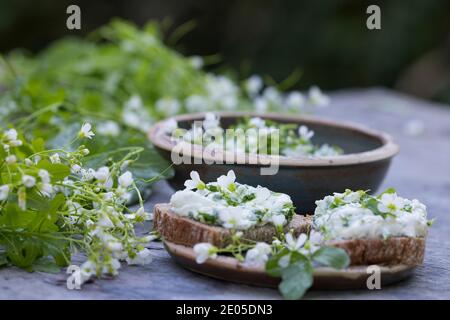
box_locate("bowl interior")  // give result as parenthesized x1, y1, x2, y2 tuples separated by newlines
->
(175, 114, 385, 155)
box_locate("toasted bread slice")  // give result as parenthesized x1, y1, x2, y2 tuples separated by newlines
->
(328, 237, 426, 266)
(153, 203, 312, 248)
(153, 203, 425, 266)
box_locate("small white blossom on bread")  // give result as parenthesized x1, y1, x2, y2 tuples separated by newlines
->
(244, 242, 272, 267)
(308, 86, 329, 107)
(0, 185, 9, 201)
(184, 171, 205, 190)
(271, 214, 286, 227)
(118, 171, 133, 188)
(285, 233, 307, 251)
(79, 123, 95, 139)
(378, 193, 405, 215)
(193, 243, 217, 264)
(298, 125, 314, 142)
(245, 75, 263, 96)
(217, 170, 236, 191)
(218, 207, 252, 230)
(22, 175, 36, 188)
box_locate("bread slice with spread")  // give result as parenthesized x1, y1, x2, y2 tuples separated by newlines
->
(154, 171, 430, 267)
(313, 189, 429, 266)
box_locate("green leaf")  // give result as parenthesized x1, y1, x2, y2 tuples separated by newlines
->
(32, 257, 61, 274)
(278, 256, 313, 300)
(0, 254, 8, 267)
(312, 246, 350, 269)
(36, 160, 70, 181)
(381, 187, 396, 195)
(266, 248, 290, 277)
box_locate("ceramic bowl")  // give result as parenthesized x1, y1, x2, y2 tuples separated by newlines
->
(148, 112, 399, 214)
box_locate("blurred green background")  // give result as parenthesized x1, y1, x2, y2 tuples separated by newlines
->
(1, 0, 449, 103)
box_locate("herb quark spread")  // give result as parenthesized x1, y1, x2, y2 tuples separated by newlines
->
(169, 170, 295, 230)
(313, 189, 431, 240)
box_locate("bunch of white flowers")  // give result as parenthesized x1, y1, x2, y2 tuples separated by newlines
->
(0, 124, 157, 289)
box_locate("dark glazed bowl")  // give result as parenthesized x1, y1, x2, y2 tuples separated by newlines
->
(148, 112, 399, 214)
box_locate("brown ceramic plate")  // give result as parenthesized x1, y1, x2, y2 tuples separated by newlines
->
(149, 112, 399, 213)
(164, 240, 415, 290)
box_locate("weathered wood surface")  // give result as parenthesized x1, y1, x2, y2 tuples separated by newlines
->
(2, 88, 450, 299)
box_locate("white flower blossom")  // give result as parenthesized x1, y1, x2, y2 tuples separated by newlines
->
(118, 171, 133, 188)
(216, 170, 236, 190)
(378, 193, 405, 215)
(271, 214, 286, 227)
(162, 119, 178, 134)
(136, 207, 152, 220)
(97, 121, 120, 137)
(38, 169, 50, 183)
(22, 175, 36, 188)
(244, 242, 271, 267)
(79, 123, 95, 139)
(126, 248, 153, 265)
(285, 91, 305, 109)
(156, 98, 180, 116)
(298, 125, 314, 141)
(245, 75, 263, 96)
(184, 171, 204, 190)
(185, 95, 209, 112)
(24, 158, 33, 166)
(193, 243, 217, 264)
(71, 164, 82, 174)
(189, 56, 204, 69)
(5, 155, 16, 164)
(4, 128, 18, 141)
(203, 113, 220, 130)
(0, 185, 9, 201)
(254, 97, 268, 112)
(50, 153, 61, 164)
(308, 86, 329, 107)
(249, 117, 266, 128)
(97, 214, 115, 228)
(285, 233, 307, 251)
(94, 166, 110, 182)
(218, 207, 252, 230)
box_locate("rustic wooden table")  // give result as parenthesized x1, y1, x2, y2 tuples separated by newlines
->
(2, 88, 450, 299)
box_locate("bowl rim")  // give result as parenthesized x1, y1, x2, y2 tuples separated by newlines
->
(148, 111, 399, 167)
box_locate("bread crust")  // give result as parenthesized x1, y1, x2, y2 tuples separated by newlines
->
(153, 203, 311, 247)
(328, 237, 426, 266)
